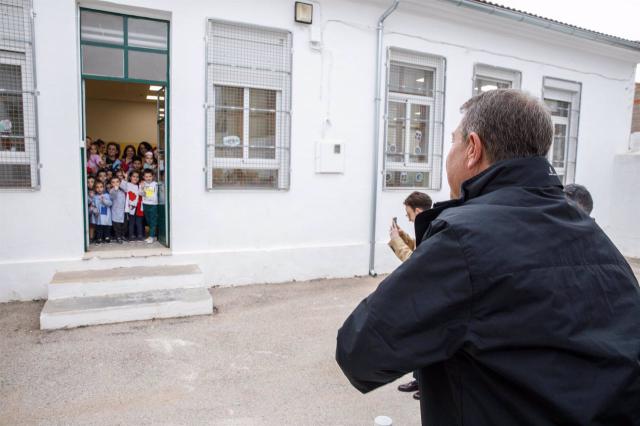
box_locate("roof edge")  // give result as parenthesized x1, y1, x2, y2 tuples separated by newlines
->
(438, 0, 640, 53)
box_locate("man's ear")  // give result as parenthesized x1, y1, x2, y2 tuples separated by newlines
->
(465, 132, 484, 169)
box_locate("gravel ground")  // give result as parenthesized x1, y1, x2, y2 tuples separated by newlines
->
(0, 276, 420, 426)
(2, 259, 638, 426)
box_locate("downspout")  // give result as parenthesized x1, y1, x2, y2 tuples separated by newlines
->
(369, 0, 400, 277)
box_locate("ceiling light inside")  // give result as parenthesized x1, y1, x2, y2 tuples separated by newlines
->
(149, 85, 163, 91)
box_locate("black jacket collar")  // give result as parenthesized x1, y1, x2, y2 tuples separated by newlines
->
(414, 157, 562, 245)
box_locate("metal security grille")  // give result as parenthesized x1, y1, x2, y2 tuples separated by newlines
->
(205, 20, 292, 190)
(543, 77, 582, 185)
(0, 0, 39, 189)
(383, 48, 445, 190)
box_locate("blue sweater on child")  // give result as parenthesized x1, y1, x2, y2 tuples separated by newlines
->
(92, 192, 112, 226)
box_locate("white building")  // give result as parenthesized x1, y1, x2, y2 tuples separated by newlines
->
(1, 0, 639, 325)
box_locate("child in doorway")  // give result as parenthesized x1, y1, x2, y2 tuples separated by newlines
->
(92, 181, 112, 244)
(87, 143, 103, 175)
(128, 156, 143, 178)
(140, 169, 159, 244)
(143, 151, 156, 171)
(96, 169, 108, 186)
(109, 177, 126, 244)
(122, 170, 144, 241)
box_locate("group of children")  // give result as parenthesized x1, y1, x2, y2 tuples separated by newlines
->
(85, 138, 160, 245)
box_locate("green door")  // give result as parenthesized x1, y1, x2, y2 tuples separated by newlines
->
(156, 86, 169, 246)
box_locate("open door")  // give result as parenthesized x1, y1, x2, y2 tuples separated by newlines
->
(156, 86, 169, 246)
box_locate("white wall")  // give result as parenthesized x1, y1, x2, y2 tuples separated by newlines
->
(1, 0, 638, 301)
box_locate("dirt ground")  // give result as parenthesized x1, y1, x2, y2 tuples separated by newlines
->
(2, 259, 639, 426)
(0, 276, 420, 426)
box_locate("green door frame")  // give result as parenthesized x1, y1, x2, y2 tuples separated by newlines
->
(79, 7, 171, 248)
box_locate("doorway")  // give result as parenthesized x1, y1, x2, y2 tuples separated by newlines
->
(79, 9, 170, 251)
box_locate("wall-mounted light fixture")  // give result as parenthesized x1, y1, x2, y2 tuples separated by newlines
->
(295, 2, 313, 24)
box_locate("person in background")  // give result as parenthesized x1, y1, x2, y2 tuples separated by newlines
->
(109, 177, 126, 244)
(121, 144, 136, 172)
(564, 183, 593, 216)
(96, 169, 108, 186)
(96, 139, 106, 157)
(85, 136, 93, 150)
(128, 156, 143, 178)
(137, 141, 152, 158)
(92, 181, 112, 244)
(389, 191, 433, 262)
(105, 170, 114, 190)
(86, 143, 103, 175)
(105, 142, 121, 172)
(143, 151, 156, 171)
(122, 170, 144, 242)
(140, 169, 159, 244)
(387, 191, 433, 401)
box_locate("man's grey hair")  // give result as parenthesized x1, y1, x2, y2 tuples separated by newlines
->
(460, 89, 554, 163)
(564, 183, 593, 215)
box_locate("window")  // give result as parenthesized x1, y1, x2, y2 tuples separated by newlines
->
(206, 21, 291, 190)
(472, 64, 521, 95)
(543, 77, 581, 184)
(384, 49, 445, 189)
(0, 0, 38, 189)
(79, 9, 169, 83)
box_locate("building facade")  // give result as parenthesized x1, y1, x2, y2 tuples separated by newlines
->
(1, 0, 639, 302)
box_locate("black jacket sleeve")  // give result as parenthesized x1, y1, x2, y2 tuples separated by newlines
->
(335, 221, 472, 393)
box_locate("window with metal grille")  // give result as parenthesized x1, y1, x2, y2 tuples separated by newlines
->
(543, 77, 581, 184)
(472, 64, 521, 95)
(384, 49, 445, 190)
(0, 0, 39, 189)
(205, 20, 292, 190)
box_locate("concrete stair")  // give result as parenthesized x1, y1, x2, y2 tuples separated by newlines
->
(40, 265, 213, 330)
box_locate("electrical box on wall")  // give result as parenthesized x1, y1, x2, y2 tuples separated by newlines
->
(315, 140, 345, 173)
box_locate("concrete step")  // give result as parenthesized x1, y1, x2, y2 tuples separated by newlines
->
(40, 287, 213, 330)
(48, 265, 204, 299)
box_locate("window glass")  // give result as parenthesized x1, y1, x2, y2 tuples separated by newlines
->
(409, 104, 429, 163)
(0, 63, 24, 147)
(473, 76, 511, 94)
(385, 170, 429, 188)
(546, 99, 570, 117)
(389, 63, 433, 96)
(212, 168, 278, 188)
(386, 101, 405, 162)
(127, 50, 167, 82)
(82, 44, 124, 77)
(127, 18, 168, 50)
(215, 86, 243, 159)
(80, 10, 124, 44)
(552, 123, 567, 168)
(249, 89, 276, 160)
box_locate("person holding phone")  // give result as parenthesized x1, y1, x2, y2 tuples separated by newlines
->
(388, 191, 433, 262)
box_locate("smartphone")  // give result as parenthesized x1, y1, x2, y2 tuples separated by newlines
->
(393, 217, 398, 227)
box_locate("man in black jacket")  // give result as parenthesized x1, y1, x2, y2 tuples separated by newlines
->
(336, 89, 640, 425)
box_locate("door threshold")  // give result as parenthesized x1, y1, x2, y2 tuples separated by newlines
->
(84, 241, 171, 260)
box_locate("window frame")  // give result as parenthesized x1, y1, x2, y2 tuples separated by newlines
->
(205, 19, 292, 191)
(0, 0, 39, 190)
(383, 49, 445, 191)
(211, 84, 282, 171)
(542, 77, 582, 185)
(79, 8, 169, 85)
(472, 63, 522, 96)
(385, 91, 436, 172)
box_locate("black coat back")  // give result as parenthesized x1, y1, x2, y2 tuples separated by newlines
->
(336, 157, 640, 425)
